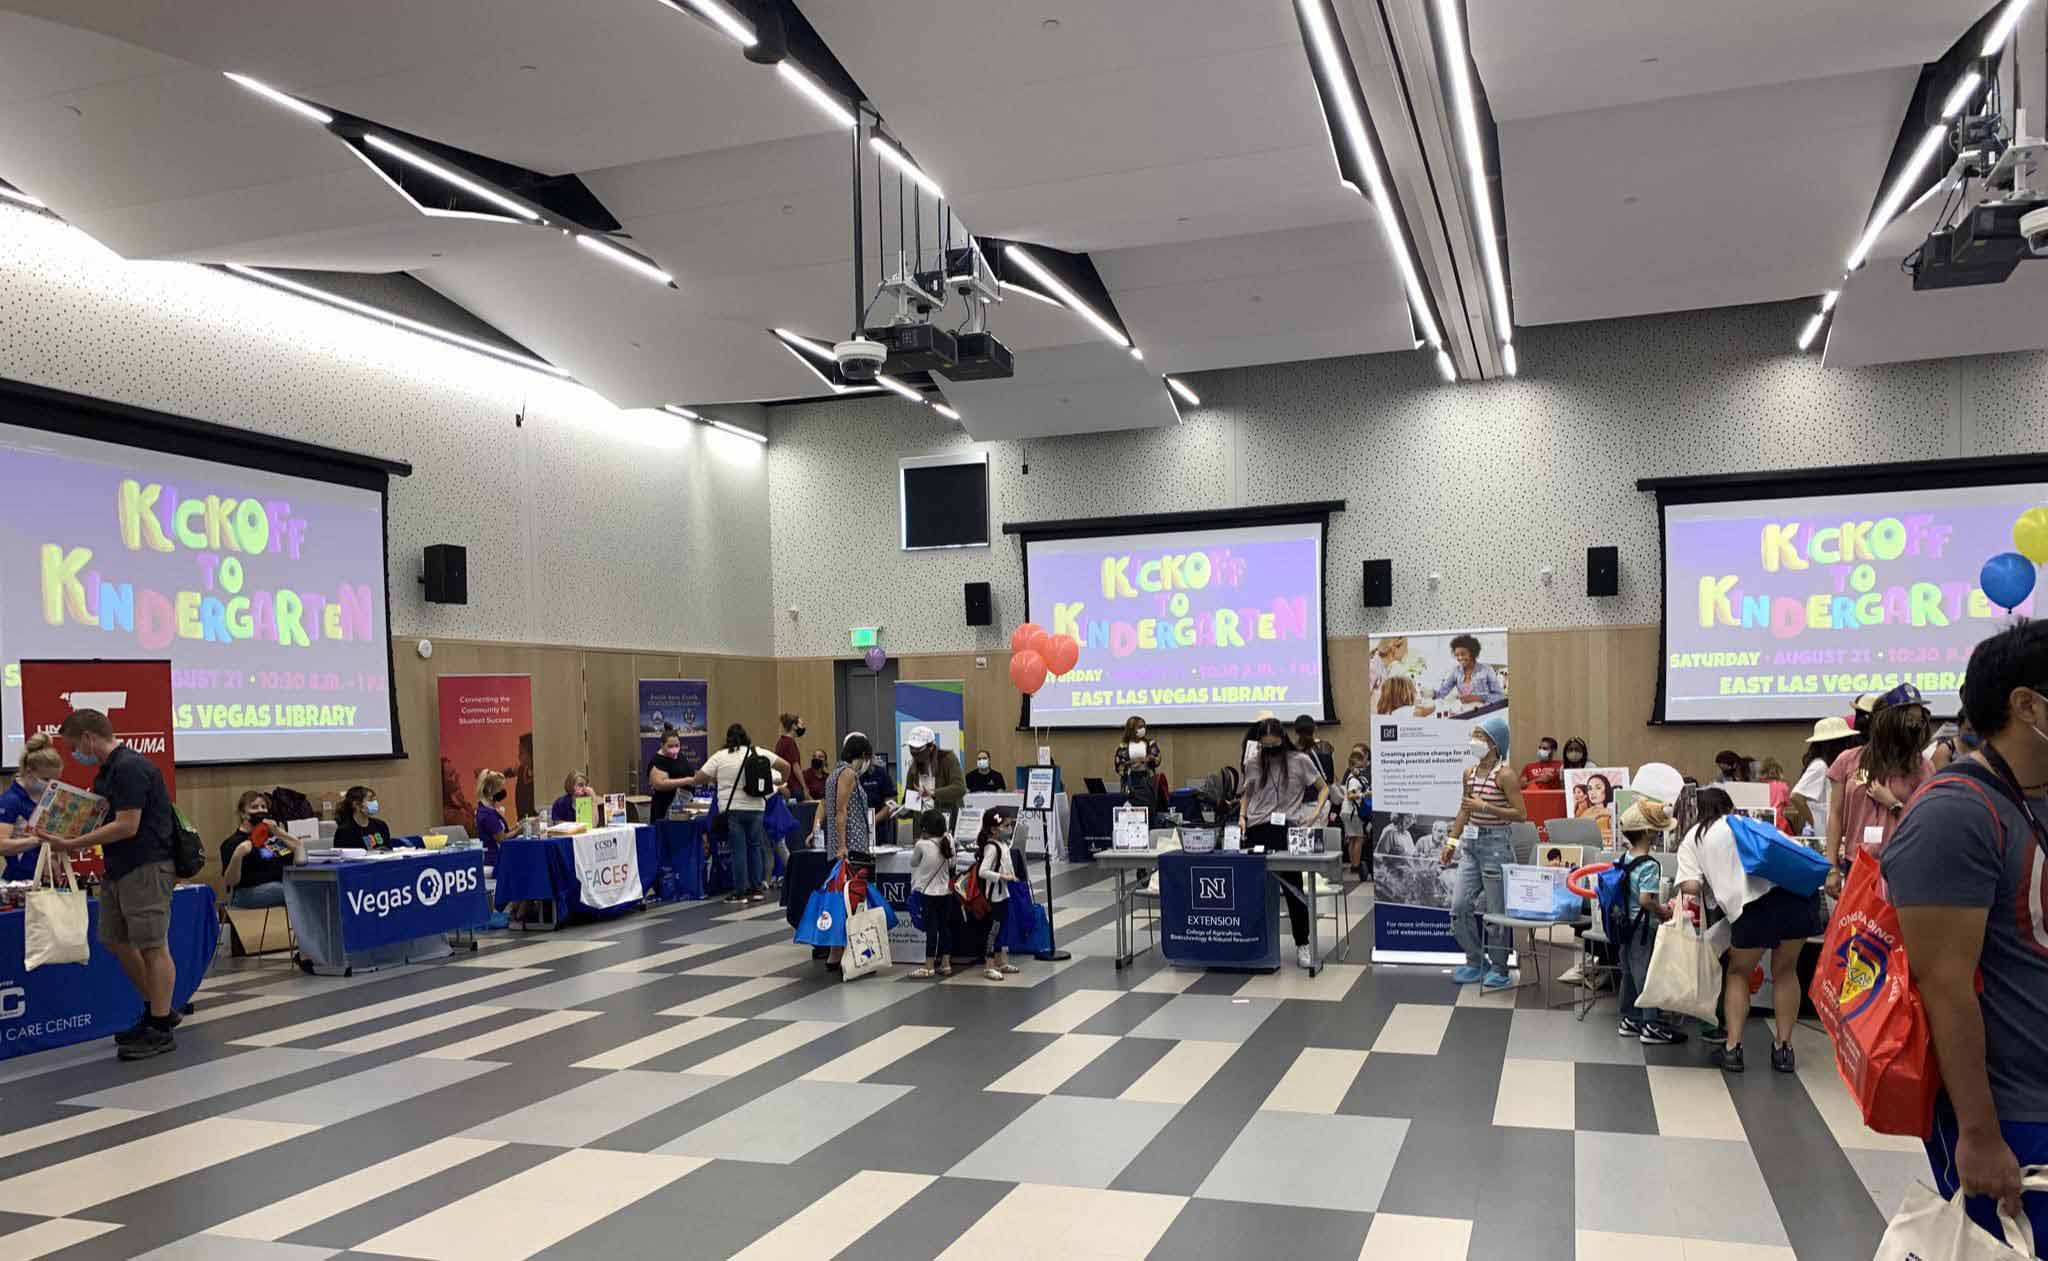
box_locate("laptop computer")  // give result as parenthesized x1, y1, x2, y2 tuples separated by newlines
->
(1083, 776, 1108, 795)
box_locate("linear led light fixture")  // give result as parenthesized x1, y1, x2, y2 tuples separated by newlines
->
(1797, 313, 1826, 351)
(870, 135, 941, 198)
(0, 185, 44, 209)
(768, 328, 883, 394)
(1165, 377, 1200, 406)
(363, 134, 542, 223)
(933, 402, 962, 421)
(1434, 349, 1456, 382)
(710, 418, 767, 444)
(1940, 70, 1985, 118)
(655, 0, 756, 46)
(1983, 0, 2033, 55)
(777, 62, 856, 129)
(873, 373, 925, 404)
(1129, 348, 1144, 361)
(1004, 245, 1129, 348)
(222, 71, 333, 125)
(661, 404, 702, 420)
(1433, 0, 1512, 346)
(1502, 343, 1518, 377)
(224, 264, 569, 377)
(576, 233, 675, 286)
(998, 278, 1062, 307)
(1296, 0, 1443, 349)
(1845, 126, 1947, 271)
(1820, 289, 1839, 313)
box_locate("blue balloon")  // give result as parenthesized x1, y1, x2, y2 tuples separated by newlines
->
(1981, 551, 2038, 611)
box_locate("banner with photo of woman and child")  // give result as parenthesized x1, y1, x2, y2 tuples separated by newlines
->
(1367, 628, 1510, 963)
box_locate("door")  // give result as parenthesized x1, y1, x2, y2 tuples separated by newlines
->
(834, 657, 899, 779)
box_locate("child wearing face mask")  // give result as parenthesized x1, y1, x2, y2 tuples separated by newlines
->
(0, 732, 64, 880)
(965, 749, 1007, 793)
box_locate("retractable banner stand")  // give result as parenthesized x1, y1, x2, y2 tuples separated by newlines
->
(19, 659, 177, 881)
(1367, 629, 1511, 964)
(894, 680, 964, 770)
(436, 674, 533, 827)
(637, 679, 708, 770)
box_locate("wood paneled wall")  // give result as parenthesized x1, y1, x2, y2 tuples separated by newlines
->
(773, 626, 1812, 790)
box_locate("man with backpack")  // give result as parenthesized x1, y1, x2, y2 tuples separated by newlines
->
(692, 724, 791, 905)
(1885, 620, 2048, 1248)
(37, 709, 181, 1061)
(1601, 799, 1686, 1046)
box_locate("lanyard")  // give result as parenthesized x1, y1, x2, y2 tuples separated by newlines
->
(1976, 744, 2048, 854)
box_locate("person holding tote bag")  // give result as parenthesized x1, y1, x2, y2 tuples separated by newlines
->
(25, 844, 89, 970)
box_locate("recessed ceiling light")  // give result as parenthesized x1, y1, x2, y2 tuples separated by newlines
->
(1622, 194, 1640, 205)
(1042, 18, 1061, 29)
(519, 64, 538, 71)
(998, 279, 1062, 307)
(655, 0, 757, 47)
(222, 71, 333, 125)
(1639, 56, 1660, 64)
(1129, 348, 1144, 360)
(777, 61, 856, 129)
(576, 233, 674, 286)
(365, 133, 541, 222)
(1005, 245, 1130, 348)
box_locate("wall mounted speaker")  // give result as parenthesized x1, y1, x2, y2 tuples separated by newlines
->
(1362, 558, 1392, 608)
(964, 581, 993, 626)
(1587, 546, 1619, 598)
(422, 544, 468, 605)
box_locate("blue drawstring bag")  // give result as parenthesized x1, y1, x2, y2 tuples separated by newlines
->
(793, 861, 897, 947)
(764, 793, 801, 841)
(1727, 814, 1830, 896)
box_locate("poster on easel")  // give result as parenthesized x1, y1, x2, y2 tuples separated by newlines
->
(1368, 628, 1510, 964)
(436, 674, 533, 827)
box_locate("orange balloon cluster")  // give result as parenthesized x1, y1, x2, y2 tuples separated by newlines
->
(1007, 623, 1080, 695)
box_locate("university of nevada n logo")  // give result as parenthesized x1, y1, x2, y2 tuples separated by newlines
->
(1192, 866, 1234, 911)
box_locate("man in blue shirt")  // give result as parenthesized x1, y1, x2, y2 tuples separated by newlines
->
(1431, 633, 1505, 706)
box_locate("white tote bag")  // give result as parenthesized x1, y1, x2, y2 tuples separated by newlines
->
(1875, 1171, 2043, 1261)
(841, 893, 891, 981)
(25, 845, 90, 971)
(1637, 914, 1722, 1023)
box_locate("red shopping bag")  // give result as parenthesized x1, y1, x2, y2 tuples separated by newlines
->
(1808, 855, 1940, 1138)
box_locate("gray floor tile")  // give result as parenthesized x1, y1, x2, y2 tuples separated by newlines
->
(1575, 1130, 1789, 1246)
(529, 1157, 844, 1261)
(1848, 1147, 1933, 1216)
(664, 920, 788, 946)
(1195, 1111, 1408, 1212)
(1054, 1036, 1174, 1098)
(493, 971, 667, 1009)
(133, 1237, 339, 1260)
(1574, 1061, 1659, 1134)
(755, 978, 926, 1023)
(460, 1069, 721, 1147)
(1507, 1008, 1645, 1066)
(1149, 1196, 1373, 1261)
(66, 1048, 350, 1113)
(654, 1078, 911, 1164)
(1126, 994, 1280, 1042)
(228, 1056, 501, 1125)
(836, 1175, 1015, 1261)
(949, 1094, 1182, 1188)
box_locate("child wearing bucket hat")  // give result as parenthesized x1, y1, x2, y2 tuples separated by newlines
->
(1614, 798, 1686, 1046)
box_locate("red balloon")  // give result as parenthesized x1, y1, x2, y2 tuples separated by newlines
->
(1009, 649, 1049, 695)
(1041, 633, 1080, 675)
(1010, 623, 1046, 655)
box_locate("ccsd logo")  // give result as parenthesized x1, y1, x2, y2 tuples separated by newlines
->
(1836, 930, 1890, 1021)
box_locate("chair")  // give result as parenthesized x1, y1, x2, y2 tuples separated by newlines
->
(1506, 821, 1541, 864)
(222, 901, 294, 961)
(1543, 817, 1605, 850)
(429, 825, 471, 844)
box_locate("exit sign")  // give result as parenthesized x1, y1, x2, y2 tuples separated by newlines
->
(850, 627, 879, 649)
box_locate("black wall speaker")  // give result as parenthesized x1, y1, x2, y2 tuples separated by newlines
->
(1362, 558, 1393, 608)
(964, 581, 993, 626)
(422, 544, 468, 605)
(1587, 546, 1619, 598)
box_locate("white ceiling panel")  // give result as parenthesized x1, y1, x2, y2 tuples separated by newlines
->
(944, 342, 1179, 440)
(1469, 0, 1988, 121)
(0, 10, 185, 107)
(1499, 68, 1916, 326)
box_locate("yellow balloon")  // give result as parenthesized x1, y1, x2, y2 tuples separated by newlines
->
(2016, 507, 2048, 566)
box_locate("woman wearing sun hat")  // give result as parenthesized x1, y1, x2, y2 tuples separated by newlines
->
(1791, 716, 1858, 842)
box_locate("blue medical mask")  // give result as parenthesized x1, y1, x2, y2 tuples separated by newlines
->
(71, 749, 99, 767)
(17, 777, 43, 798)
(366, 799, 380, 816)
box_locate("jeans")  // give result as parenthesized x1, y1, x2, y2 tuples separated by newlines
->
(229, 882, 287, 910)
(918, 891, 954, 960)
(1450, 827, 1514, 970)
(1617, 920, 1661, 1027)
(726, 810, 768, 892)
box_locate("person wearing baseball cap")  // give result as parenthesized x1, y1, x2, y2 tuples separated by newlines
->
(1792, 716, 1858, 841)
(1823, 683, 1934, 895)
(901, 726, 965, 823)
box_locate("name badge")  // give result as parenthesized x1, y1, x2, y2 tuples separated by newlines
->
(1269, 812, 1287, 827)
(1862, 824, 1885, 853)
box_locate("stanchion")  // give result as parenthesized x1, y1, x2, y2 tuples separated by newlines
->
(1024, 761, 1070, 961)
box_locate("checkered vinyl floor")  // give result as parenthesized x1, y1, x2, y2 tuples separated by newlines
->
(0, 867, 1920, 1260)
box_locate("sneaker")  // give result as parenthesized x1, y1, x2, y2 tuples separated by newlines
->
(748, 892, 767, 904)
(722, 893, 745, 904)
(1296, 946, 1314, 969)
(115, 1011, 180, 1046)
(1451, 965, 1484, 985)
(1558, 965, 1586, 986)
(1616, 1017, 1643, 1038)
(1481, 969, 1513, 991)
(1771, 1041, 1796, 1074)
(1710, 1043, 1745, 1074)
(117, 1025, 174, 1062)
(1639, 1025, 1688, 1046)
(1699, 1024, 1729, 1044)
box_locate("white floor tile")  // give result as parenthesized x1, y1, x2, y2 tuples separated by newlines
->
(986, 1034, 1120, 1095)
(803, 1025, 951, 1083)
(1262, 1048, 1368, 1114)
(1493, 1057, 1575, 1130)
(1370, 1003, 1454, 1056)
(729, 1170, 933, 1261)
(1360, 1213, 1471, 1260)
(208, 1136, 503, 1241)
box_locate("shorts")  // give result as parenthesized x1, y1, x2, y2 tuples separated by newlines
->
(100, 860, 175, 948)
(1728, 885, 1820, 950)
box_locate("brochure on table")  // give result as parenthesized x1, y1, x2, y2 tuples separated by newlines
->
(1113, 805, 1150, 850)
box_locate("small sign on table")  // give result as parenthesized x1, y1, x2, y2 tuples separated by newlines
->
(1112, 805, 1150, 850)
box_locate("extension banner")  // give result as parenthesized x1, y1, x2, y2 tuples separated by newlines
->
(637, 679, 708, 771)
(894, 679, 964, 771)
(1158, 850, 1278, 968)
(1368, 629, 1510, 964)
(436, 674, 532, 827)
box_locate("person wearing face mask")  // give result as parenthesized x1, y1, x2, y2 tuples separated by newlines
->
(645, 727, 698, 822)
(774, 714, 808, 801)
(474, 769, 514, 862)
(333, 785, 392, 849)
(221, 790, 297, 909)
(1823, 682, 1935, 896)
(1559, 737, 1591, 772)
(551, 771, 598, 823)
(1114, 716, 1163, 805)
(1793, 717, 1858, 841)
(1240, 717, 1332, 969)
(1520, 737, 1564, 789)
(1442, 714, 1527, 990)
(1884, 620, 2048, 1247)
(802, 751, 830, 800)
(823, 733, 883, 971)
(965, 749, 1007, 793)
(901, 728, 965, 820)
(0, 732, 64, 880)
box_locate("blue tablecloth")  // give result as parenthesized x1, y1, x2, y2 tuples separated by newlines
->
(494, 829, 662, 921)
(647, 820, 709, 901)
(0, 884, 216, 1060)
(1157, 850, 1280, 969)
(1067, 792, 1128, 861)
(287, 850, 489, 971)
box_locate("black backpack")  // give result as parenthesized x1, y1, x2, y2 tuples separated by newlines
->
(735, 747, 774, 800)
(170, 803, 206, 879)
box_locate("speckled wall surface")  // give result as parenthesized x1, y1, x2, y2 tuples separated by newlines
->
(767, 301, 2039, 658)
(0, 206, 773, 655)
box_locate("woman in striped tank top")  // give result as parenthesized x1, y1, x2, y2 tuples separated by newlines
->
(1443, 713, 1527, 989)
(822, 732, 879, 972)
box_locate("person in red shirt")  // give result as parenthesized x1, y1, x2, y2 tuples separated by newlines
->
(1520, 736, 1563, 789)
(774, 713, 808, 800)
